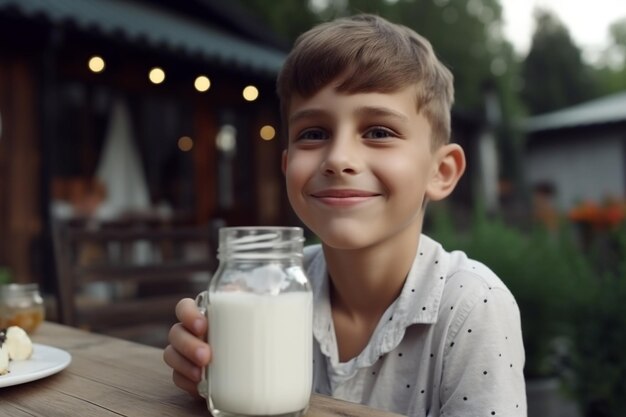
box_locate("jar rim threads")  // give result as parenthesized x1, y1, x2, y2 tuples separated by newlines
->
(218, 227, 304, 260)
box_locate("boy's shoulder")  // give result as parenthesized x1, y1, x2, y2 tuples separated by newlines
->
(422, 234, 508, 288)
(411, 235, 518, 322)
(427, 235, 520, 323)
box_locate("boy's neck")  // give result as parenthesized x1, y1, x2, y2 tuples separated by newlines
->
(322, 226, 422, 320)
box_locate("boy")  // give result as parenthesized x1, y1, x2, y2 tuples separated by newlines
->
(163, 14, 526, 417)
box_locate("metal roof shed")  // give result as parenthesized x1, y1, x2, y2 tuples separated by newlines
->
(524, 91, 626, 134)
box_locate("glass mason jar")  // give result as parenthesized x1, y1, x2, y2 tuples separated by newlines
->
(0, 283, 45, 333)
(196, 227, 313, 417)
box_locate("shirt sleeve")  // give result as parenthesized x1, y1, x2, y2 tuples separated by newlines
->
(439, 282, 527, 417)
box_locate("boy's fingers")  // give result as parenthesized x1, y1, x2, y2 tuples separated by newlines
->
(163, 344, 202, 383)
(168, 322, 211, 367)
(175, 298, 207, 337)
(172, 370, 202, 397)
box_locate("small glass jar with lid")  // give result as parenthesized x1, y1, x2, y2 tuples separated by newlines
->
(0, 283, 45, 333)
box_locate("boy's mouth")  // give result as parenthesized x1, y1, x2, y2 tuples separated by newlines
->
(311, 189, 380, 198)
(309, 189, 381, 206)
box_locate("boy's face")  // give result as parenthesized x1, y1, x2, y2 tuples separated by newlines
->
(282, 82, 451, 250)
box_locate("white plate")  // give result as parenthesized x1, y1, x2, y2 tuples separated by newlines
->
(0, 343, 72, 388)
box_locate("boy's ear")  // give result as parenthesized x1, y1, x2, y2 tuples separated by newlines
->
(281, 149, 288, 175)
(425, 144, 466, 202)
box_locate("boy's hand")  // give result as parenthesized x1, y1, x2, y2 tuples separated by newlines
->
(163, 298, 211, 397)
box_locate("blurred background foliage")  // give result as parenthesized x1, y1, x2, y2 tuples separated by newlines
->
(238, 0, 626, 116)
(563, 229, 626, 417)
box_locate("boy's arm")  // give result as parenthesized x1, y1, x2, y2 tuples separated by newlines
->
(439, 284, 526, 417)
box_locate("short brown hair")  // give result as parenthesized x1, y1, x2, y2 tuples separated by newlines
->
(277, 14, 454, 147)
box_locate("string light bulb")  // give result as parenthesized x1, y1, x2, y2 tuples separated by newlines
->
(195, 75, 211, 92)
(149, 67, 166, 84)
(242, 85, 259, 101)
(88, 56, 105, 73)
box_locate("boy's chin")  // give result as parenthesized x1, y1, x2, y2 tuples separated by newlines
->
(308, 218, 423, 251)
(312, 225, 386, 251)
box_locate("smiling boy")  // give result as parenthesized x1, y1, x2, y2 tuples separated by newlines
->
(164, 14, 526, 417)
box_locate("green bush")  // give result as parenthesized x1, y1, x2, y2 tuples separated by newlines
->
(563, 227, 626, 417)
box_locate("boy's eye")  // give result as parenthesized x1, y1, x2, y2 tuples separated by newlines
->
(364, 127, 395, 139)
(297, 129, 328, 141)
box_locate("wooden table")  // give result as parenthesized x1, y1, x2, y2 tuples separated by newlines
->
(1, 322, 403, 417)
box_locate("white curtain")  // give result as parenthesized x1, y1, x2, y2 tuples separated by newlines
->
(96, 97, 150, 219)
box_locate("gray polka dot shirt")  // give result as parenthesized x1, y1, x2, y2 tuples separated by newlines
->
(305, 234, 527, 417)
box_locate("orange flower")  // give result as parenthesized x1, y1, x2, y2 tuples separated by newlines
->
(569, 198, 626, 230)
(569, 200, 603, 224)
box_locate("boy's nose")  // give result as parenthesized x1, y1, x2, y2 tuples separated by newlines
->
(320, 135, 362, 176)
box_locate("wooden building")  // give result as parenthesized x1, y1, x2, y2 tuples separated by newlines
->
(0, 0, 489, 297)
(0, 0, 291, 288)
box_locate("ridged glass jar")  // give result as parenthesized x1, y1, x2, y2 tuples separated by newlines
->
(196, 227, 313, 417)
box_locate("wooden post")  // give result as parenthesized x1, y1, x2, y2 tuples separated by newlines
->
(0, 57, 41, 283)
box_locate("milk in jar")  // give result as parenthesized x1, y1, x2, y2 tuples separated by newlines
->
(209, 291, 313, 415)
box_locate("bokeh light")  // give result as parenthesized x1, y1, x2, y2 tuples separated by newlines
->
(149, 67, 166, 84)
(88, 56, 105, 73)
(259, 125, 276, 141)
(242, 85, 259, 101)
(178, 136, 193, 152)
(194, 75, 211, 92)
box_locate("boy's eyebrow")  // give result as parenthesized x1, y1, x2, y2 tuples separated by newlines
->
(355, 106, 409, 122)
(289, 106, 409, 124)
(289, 108, 328, 125)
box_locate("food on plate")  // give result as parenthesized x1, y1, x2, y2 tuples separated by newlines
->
(4, 326, 33, 360)
(0, 326, 34, 375)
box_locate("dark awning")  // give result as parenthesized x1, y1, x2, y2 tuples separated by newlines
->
(0, 0, 286, 76)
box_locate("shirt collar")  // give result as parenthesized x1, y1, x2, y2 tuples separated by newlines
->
(306, 234, 449, 369)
